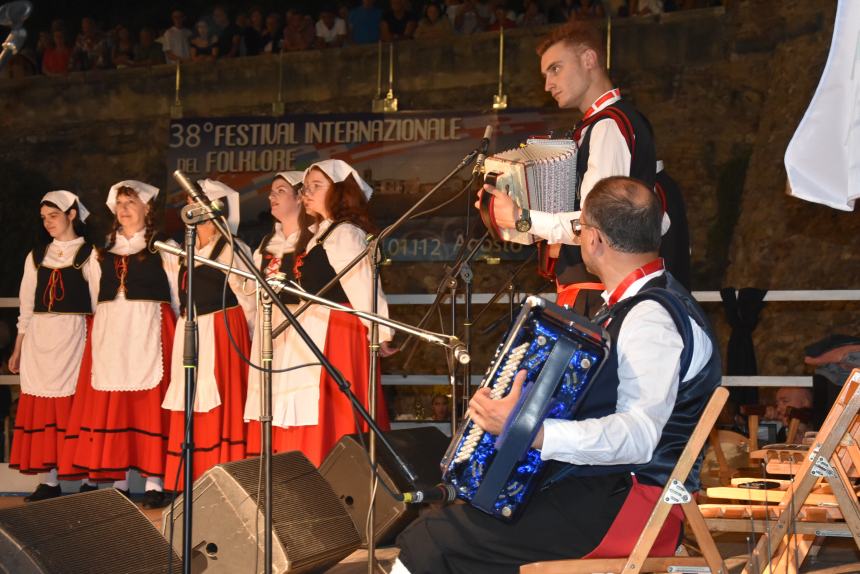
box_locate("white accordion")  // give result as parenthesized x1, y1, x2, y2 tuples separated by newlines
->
(479, 139, 578, 245)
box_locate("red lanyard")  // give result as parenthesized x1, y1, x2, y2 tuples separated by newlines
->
(607, 258, 664, 307)
(582, 88, 621, 121)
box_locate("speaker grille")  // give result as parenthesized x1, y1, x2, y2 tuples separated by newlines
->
(219, 451, 361, 572)
(0, 489, 181, 574)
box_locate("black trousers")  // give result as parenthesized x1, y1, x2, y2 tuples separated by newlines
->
(396, 472, 632, 574)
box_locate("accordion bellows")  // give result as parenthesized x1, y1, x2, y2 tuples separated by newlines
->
(480, 139, 579, 245)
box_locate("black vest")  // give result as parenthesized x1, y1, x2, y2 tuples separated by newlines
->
(178, 236, 239, 317)
(556, 99, 657, 286)
(295, 222, 350, 304)
(32, 243, 94, 315)
(258, 231, 300, 305)
(655, 170, 692, 291)
(547, 273, 721, 493)
(98, 235, 172, 304)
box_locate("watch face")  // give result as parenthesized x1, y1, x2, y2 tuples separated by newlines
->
(516, 219, 531, 233)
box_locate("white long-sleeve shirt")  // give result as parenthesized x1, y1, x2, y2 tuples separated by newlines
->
(530, 91, 669, 244)
(540, 268, 713, 466)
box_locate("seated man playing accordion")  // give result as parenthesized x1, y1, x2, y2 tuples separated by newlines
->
(394, 176, 721, 574)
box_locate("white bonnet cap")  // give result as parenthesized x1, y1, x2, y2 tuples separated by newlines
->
(303, 159, 373, 200)
(198, 178, 241, 234)
(41, 190, 90, 222)
(106, 180, 159, 213)
(275, 171, 305, 188)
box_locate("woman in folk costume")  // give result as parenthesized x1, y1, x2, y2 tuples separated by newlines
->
(162, 179, 256, 491)
(59, 180, 179, 509)
(9, 191, 98, 501)
(244, 171, 316, 457)
(244, 159, 394, 467)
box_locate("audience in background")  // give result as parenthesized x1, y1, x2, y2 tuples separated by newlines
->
(162, 9, 191, 62)
(283, 8, 316, 52)
(8, 0, 722, 80)
(381, 0, 417, 42)
(415, 2, 454, 39)
(191, 20, 219, 62)
(349, 0, 382, 44)
(133, 27, 166, 66)
(260, 12, 282, 53)
(111, 25, 135, 68)
(41, 29, 71, 75)
(214, 5, 242, 58)
(70, 17, 108, 71)
(316, 7, 348, 48)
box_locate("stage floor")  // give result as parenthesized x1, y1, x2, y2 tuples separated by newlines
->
(1, 495, 858, 573)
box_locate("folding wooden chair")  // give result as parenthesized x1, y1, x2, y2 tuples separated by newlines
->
(702, 369, 860, 574)
(520, 386, 730, 574)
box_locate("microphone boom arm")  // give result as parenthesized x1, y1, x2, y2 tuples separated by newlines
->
(154, 240, 470, 364)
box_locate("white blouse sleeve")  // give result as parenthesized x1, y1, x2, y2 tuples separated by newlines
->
(16, 252, 37, 334)
(159, 238, 182, 316)
(82, 247, 101, 311)
(217, 238, 257, 335)
(322, 224, 393, 342)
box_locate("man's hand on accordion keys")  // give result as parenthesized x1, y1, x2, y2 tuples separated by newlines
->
(468, 369, 542, 449)
(476, 182, 518, 230)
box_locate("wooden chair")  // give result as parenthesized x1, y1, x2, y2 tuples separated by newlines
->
(520, 387, 730, 574)
(701, 369, 860, 574)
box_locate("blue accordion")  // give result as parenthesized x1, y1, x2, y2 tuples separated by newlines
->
(441, 296, 608, 520)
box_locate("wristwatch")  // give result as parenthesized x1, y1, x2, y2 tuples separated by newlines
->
(515, 207, 532, 233)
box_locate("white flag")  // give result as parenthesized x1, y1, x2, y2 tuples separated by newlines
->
(785, 0, 860, 211)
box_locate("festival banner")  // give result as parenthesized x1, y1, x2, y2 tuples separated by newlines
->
(166, 109, 570, 261)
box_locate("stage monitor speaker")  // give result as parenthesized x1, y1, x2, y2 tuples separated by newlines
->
(0, 488, 181, 574)
(164, 450, 360, 574)
(319, 426, 450, 546)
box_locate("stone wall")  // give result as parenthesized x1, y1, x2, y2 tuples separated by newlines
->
(0, 1, 854, 378)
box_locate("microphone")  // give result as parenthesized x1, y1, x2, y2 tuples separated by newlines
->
(400, 483, 458, 504)
(452, 343, 471, 365)
(0, 1, 32, 28)
(472, 124, 494, 175)
(173, 169, 210, 205)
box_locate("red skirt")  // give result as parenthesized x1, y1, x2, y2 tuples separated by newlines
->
(59, 303, 175, 481)
(10, 394, 75, 475)
(164, 307, 250, 492)
(11, 316, 92, 476)
(247, 309, 390, 467)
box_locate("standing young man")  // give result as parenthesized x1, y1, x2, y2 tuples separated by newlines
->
(507, 22, 658, 315)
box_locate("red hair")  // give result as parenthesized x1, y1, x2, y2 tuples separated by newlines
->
(309, 167, 378, 236)
(536, 21, 606, 69)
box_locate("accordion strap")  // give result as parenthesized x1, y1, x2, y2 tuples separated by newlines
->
(479, 186, 505, 242)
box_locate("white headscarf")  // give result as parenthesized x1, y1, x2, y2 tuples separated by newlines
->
(303, 159, 374, 200)
(198, 179, 241, 234)
(275, 171, 305, 189)
(41, 190, 90, 222)
(106, 180, 159, 213)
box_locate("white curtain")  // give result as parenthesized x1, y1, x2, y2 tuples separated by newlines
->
(785, 0, 860, 211)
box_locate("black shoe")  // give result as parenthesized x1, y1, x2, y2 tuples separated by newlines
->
(114, 487, 131, 499)
(142, 490, 173, 509)
(24, 483, 62, 502)
(79, 483, 98, 494)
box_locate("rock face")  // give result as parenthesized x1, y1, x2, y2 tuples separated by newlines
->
(0, 1, 854, 377)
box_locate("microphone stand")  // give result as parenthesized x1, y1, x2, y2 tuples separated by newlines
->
(177, 202, 221, 574)
(356, 133, 484, 565)
(0, 27, 24, 70)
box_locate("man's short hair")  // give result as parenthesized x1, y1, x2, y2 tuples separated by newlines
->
(536, 21, 606, 69)
(584, 176, 661, 254)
